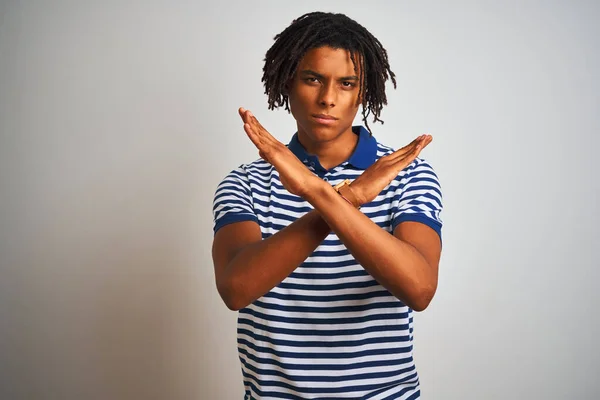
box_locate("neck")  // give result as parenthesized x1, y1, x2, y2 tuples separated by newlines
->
(297, 127, 359, 170)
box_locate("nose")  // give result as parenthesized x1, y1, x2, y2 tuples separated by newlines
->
(318, 82, 336, 107)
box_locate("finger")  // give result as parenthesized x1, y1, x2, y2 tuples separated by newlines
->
(398, 134, 427, 154)
(247, 111, 269, 135)
(244, 122, 280, 160)
(420, 135, 433, 149)
(393, 144, 422, 168)
(413, 134, 432, 152)
(388, 135, 425, 161)
(398, 135, 422, 152)
(238, 107, 249, 123)
(386, 135, 433, 175)
(243, 111, 287, 157)
(245, 111, 264, 134)
(409, 135, 433, 158)
(247, 112, 280, 145)
(399, 136, 428, 163)
(243, 123, 263, 150)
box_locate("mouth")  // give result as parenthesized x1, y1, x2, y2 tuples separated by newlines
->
(312, 114, 338, 125)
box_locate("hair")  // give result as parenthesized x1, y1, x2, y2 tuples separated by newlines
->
(262, 11, 397, 134)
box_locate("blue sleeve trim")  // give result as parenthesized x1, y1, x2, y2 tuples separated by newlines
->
(214, 213, 259, 234)
(392, 214, 442, 243)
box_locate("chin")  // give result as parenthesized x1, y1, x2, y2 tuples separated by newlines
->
(303, 122, 344, 141)
(308, 128, 341, 142)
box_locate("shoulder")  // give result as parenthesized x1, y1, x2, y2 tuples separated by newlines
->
(400, 157, 439, 179)
(217, 158, 274, 185)
(389, 157, 442, 199)
(397, 157, 439, 185)
(241, 158, 274, 175)
(375, 141, 396, 158)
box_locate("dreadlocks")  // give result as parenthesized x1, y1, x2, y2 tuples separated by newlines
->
(262, 11, 397, 134)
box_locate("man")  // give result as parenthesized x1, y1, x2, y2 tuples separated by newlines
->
(212, 11, 443, 399)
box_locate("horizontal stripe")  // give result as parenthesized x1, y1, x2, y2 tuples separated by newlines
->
(238, 328, 410, 348)
(242, 368, 419, 395)
(251, 299, 404, 314)
(238, 338, 413, 360)
(240, 357, 416, 384)
(239, 307, 407, 325)
(262, 288, 393, 302)
(238, 317, 411, 339)
(238, 346, 414, 371)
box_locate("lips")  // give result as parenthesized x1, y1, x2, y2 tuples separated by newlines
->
(312, 114, 338, 125)
(312, 114, 337, 120)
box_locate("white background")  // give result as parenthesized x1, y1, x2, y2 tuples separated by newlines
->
(1, 1, 598, 399)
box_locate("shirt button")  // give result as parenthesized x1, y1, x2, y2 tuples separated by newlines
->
(323, 177, 328, 182)
(310, 162, 315, 167)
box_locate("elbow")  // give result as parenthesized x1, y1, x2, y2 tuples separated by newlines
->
(219, 290, 246, 311)
(221, 294, 244, 311)
(408, 284, 437, 312)
(216, 278, 249, 311)
(410, 299, 430, 312)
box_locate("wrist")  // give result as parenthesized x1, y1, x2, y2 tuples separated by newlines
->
(347, 181, 366, 207)
(333, 179, 362, 208)
(343, 182, 363, 208)
(301, 178, 331, 203)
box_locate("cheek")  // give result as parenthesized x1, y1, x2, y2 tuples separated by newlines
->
(295, 86, 316, 103)
(342, 94, 361, 114)
(288, 87, 313, 113)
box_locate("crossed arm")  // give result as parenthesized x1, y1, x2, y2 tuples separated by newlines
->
(212, 108, 441, 311)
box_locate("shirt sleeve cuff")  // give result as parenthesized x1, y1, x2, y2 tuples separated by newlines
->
(213, 213, 259, 234)
(392, 213, 442, 243)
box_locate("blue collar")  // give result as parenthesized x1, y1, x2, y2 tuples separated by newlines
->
(287, 126, 378, 172)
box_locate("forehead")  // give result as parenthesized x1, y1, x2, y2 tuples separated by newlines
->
(296, 46, 360, 76)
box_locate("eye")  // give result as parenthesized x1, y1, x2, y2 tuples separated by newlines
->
(341, 81, 356, 88)
(304, 77, 319, 84)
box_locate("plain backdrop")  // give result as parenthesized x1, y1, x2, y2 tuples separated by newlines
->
(1, 1, 599, 399)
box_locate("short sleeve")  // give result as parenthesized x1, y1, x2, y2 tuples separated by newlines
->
(212, 166, 258, 234)
(391, 159, 443, 240)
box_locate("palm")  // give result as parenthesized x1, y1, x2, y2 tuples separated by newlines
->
(238, 108, 319, 197)
(352, 134, 432, 205)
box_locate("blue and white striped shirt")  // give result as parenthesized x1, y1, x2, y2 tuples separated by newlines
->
(213, 126, 443, 399)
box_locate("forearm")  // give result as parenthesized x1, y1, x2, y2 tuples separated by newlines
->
(305, 182, 435, 310)
(219, 210, 330, 310)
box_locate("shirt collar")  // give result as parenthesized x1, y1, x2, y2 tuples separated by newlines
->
(287, 126, 378, 170)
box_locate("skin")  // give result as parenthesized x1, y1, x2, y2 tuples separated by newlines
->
(212, 46, 440, 311)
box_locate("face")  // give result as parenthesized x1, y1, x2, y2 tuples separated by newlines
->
(287, 46, 362, 145)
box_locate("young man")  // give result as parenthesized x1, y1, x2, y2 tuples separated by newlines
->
(212, 12, 443, 399)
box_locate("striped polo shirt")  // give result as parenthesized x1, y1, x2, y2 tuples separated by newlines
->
(212, 126, 443, 399)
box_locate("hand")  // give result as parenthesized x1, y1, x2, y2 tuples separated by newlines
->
(238, 107, 323, 198)
(351, 134, 433, 205)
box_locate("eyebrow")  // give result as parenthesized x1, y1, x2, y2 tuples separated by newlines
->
(299, 69, 359, 81)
